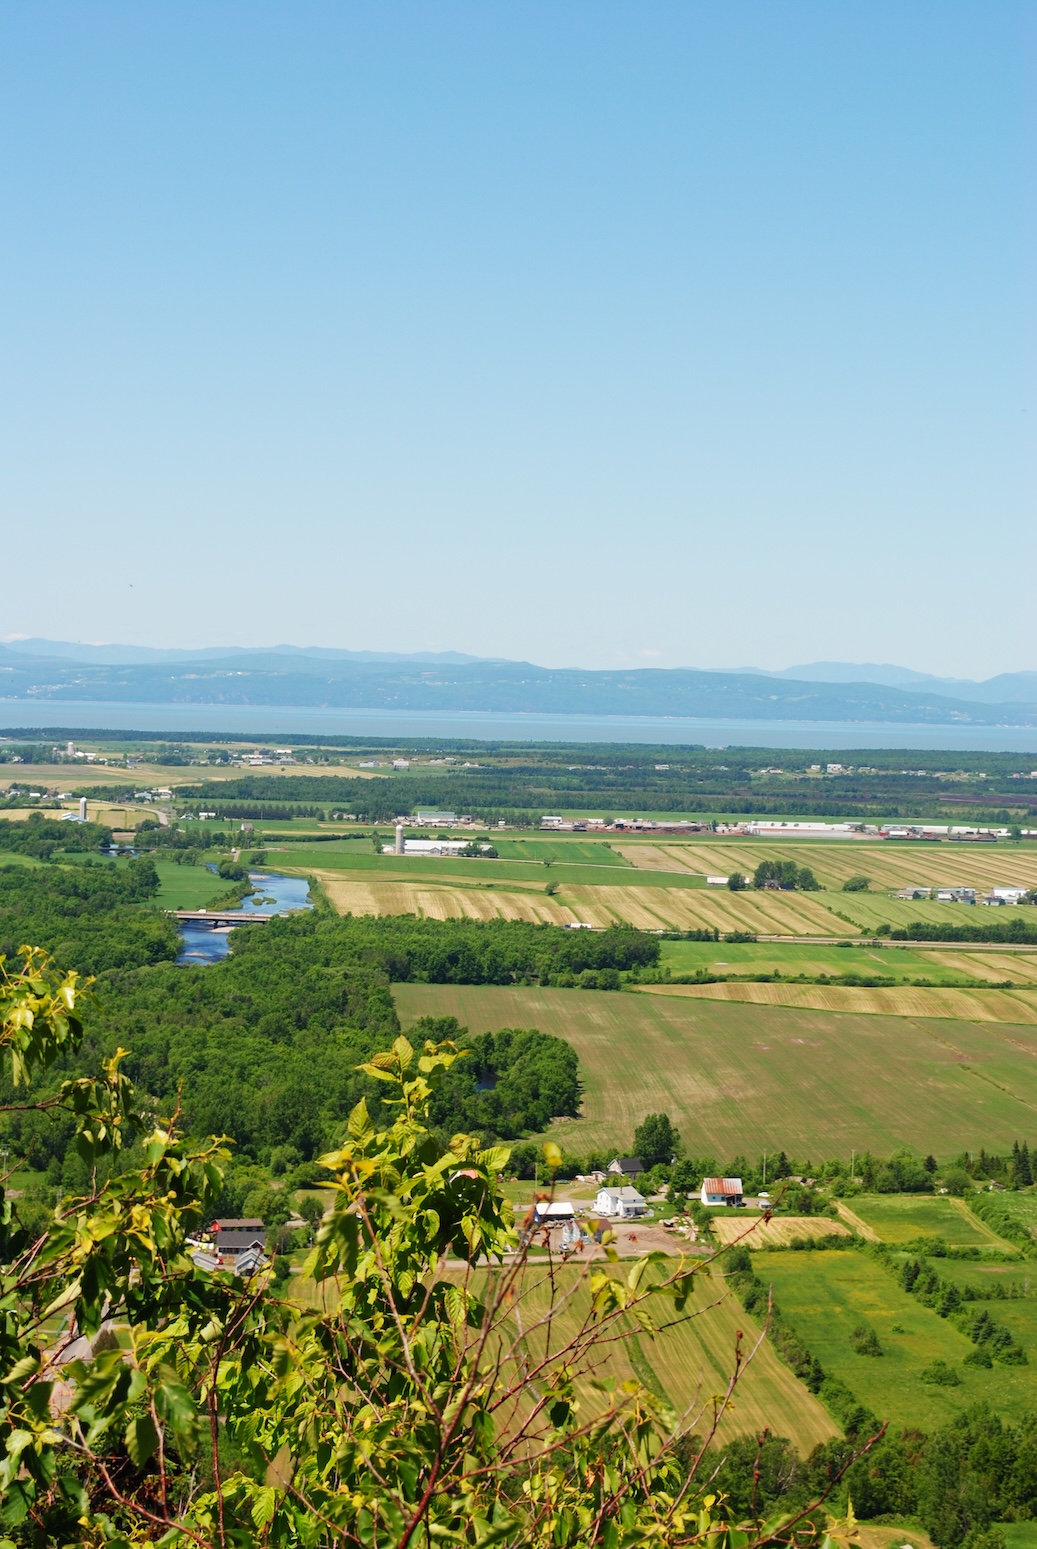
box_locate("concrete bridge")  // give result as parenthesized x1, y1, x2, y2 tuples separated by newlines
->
(170, 910, 271, 928)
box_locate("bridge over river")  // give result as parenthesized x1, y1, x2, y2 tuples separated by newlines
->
(171, 910, 272, 928)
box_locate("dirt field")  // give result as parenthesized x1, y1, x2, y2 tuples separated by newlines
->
(709, 1215, 851, 1249)
(635, 980, 1037, 1023)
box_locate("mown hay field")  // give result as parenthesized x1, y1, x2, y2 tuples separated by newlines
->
(925, 950, 1037, 984)
(756, 1249, 1037, 1429)
(635, 979, 1037, 1024)
(844, 1195, 1014, 1249)
(709, 1216, 851, 1250)
(498, 1262, 837, 1451)
(393, 982, 1037, 1157)
(616, 839, 1037, 894)
(561, 883, 856, 935)
(311, 869, 578, 924)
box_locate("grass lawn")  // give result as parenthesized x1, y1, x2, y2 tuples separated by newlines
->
(756, 1249, 1037, 1429)
(845, 1195, 1016, 1250)
(393, 982, 1037, 1158)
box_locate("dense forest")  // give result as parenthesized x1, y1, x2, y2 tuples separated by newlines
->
(0, 863, 619, 1210)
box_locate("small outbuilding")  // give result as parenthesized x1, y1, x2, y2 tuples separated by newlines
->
(532, 1201, 575, 1226)
(700, 1177, 744, 1207)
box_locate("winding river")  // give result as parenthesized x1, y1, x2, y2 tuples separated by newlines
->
(176, 871, 312, 965)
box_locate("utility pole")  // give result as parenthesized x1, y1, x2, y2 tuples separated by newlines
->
(762, 1151, 767, 1187)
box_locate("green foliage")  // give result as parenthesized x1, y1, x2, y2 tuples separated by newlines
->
(842, 875, 870, 892)
(0, 814, 112, 860)
(921, 1359, 962, 1387)
(891, 918, 1037, 945)
(0, 949, 834, 1548)
(848, 1323, 883, 1357)
(633, 1111, 681, 1169)
(0, 857, 175, 974)
(752, 859, 820, 892)
(896, 1252, 1027, 1364)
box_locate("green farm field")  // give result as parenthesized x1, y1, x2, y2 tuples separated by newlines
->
(149, 859, 231, 911)
(657, 938, 1028, 983)
(490, 838, 633, 865)
(840, 1195, 1014, 1249)
(269, 841, 686, 890)
(755, 1249, 1037, 1429)
(393, 982, 1037, 1158)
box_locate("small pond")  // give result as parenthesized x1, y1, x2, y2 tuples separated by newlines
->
(176, 872, 312, 965)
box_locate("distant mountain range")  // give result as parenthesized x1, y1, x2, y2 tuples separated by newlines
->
(0, 640, 1035, 727)
(734, 661, 1037, 706)
(0, 639, 493, 667)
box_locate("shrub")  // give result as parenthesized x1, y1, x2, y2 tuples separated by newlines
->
(920, 1359, 961, 1387)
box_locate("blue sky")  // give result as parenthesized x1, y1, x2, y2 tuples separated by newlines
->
(0, 3, 1031, 676)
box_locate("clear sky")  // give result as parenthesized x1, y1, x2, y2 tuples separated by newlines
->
(1, 3, 1032, 677)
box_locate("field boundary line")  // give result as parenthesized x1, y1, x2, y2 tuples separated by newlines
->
(833, 1202, 879, 1241)
(947, 1196, 1018, 1252)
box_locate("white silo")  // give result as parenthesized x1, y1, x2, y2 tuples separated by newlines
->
(395, 823, 404, 855)
(79, 796, 88, 821)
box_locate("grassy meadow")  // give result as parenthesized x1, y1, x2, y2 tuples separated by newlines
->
(394, 982, 1037, 1158)
(843, 1195, 1010, 1245)
(755, 1248, 1037, 1430)
(843, 1195, 1015, 1249)
(150, 859, 230, 911)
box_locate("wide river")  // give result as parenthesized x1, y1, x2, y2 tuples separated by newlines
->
(176, 871, 312, 965)
(3, 699, 1037, 752)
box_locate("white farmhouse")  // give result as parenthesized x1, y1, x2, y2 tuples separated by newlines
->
(700, 1177, 744, 1207)
(595, 1185, 647, 1219)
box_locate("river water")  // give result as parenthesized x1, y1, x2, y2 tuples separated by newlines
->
(3, 699, 1037, 752)
(176, 871, 312, 965)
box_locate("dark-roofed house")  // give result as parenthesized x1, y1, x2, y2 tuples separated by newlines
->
(203, 1219, 269, 1274)
(607, 1157, 644, 1179)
